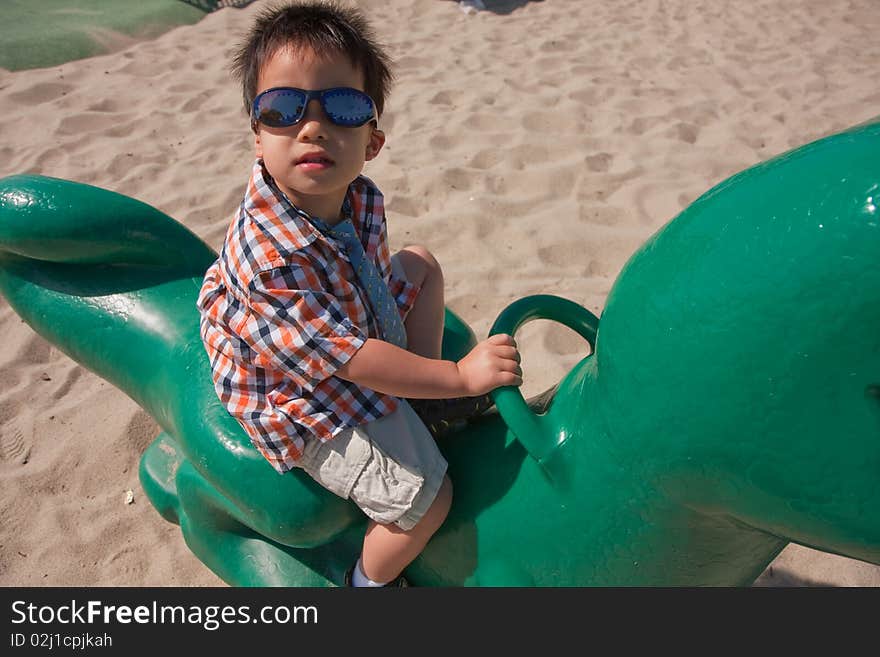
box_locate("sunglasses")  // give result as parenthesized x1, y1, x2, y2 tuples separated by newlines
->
(251, 87, 379, 129)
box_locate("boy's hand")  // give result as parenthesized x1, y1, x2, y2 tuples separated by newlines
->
(455, 334, 523, 396)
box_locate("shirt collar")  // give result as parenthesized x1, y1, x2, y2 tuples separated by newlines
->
(244, 159, 375, 253)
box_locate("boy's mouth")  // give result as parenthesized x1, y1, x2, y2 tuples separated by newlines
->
(295, 153, 335, 168)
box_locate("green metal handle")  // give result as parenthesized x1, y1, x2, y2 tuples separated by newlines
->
(489, 295, 599, 463)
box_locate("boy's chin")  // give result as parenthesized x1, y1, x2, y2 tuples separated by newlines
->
(280, 180, 352, 209)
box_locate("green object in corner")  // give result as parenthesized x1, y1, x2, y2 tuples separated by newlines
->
(0, 119, 878, 585)
(0, 1, 207, 71)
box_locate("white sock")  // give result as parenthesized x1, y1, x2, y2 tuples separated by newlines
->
(351, 557, 386, 587)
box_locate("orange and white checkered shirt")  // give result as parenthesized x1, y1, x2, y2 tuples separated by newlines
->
(197, 160, 419, 473)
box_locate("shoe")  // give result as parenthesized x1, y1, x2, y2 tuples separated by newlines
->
(406, 394, 494, 437)
(344, 565, 409, 587)
(386, 575, 409, 587)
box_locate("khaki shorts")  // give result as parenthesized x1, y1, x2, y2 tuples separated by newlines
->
(296, 400, 448, 531)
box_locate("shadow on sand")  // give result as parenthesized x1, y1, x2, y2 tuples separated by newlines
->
(459, 0, 545, 16)
(752, 567, 837, 587)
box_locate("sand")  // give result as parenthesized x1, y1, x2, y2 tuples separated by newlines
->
(1, 0, 878, 586)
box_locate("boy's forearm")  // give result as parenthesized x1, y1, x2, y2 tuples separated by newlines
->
(335, 338, 466, 399)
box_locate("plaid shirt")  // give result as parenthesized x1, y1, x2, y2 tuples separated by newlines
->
(197, 161, 419, 473)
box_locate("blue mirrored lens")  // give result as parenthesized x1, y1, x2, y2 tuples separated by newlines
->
(256, 89, 306, 127)
(322, 89, 375, 126)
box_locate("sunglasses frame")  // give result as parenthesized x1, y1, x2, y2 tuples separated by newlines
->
(251, 86, 379, 130)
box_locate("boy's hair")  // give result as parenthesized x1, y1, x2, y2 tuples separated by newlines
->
(232, 1, 393, 120)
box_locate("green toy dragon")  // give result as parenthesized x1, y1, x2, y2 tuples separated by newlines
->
(1, 119, 877, 586)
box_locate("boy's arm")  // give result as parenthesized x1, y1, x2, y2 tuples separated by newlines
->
(336, 334, 522, 399)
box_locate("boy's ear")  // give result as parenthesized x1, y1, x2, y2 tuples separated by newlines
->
(254, 129, 263, 158)
(365, 129, 385, 161)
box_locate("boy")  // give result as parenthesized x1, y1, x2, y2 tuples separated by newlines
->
(197, 1, 522, 587)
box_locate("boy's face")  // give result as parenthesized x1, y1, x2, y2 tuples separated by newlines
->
(254, 46, 385, 222)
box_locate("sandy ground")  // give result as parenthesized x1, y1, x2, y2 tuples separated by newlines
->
(1, 0, 878, 586)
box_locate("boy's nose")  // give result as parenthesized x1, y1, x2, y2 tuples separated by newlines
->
(298, 98, 328, 137)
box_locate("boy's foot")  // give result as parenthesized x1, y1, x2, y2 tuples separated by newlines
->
(406, 394, 494, 437)
(344, 565, 409, 587)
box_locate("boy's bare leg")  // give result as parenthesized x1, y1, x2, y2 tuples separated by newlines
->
(394, 245, 444, 359)
(360, 475, 453, 583)
(358, 247, 448, 583)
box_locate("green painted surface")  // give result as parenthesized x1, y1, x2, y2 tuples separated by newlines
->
(0, 0, 205, 71)
(0, 119, 878, 585)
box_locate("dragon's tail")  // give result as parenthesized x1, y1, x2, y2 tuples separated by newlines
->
(0, 175, 217, 428)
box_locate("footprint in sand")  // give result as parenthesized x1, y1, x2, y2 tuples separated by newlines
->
(664, 122, 700, 144)
(521, 109, 582, 135)
(633, 181, 688, 226)
(585, 152, 613, 173)
(505, 143, 553, 171)
(50, 365, 84, 402)
(441, 167, 474, 193)
(429, 90, 455, 107)
(428, 133, 459, 152)
(577, 204, 629, 227)
(86, 98, 121, 113)
(180, 91, 213, 114)
(56, 112, 113, 136)
(8, 82, 74, 105)
(464, 112, 503, 132)
(17, 335, 52, 366)
(469, 148, 503, 170)
(626, 115, 665, 136)
(386, 194, 426, 218)
(0, 422, 32, 465)
(32, 148, 68, 175)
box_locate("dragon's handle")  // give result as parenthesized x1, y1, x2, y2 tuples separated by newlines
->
(489, 294, 598, 463)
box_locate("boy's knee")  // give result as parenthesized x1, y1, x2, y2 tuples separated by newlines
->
(402, 243, 436, 264)
(399, 244, 443, 286)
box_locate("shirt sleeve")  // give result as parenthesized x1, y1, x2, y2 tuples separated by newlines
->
(243, 260, 367, 389)
(388, 270, 420, 321)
